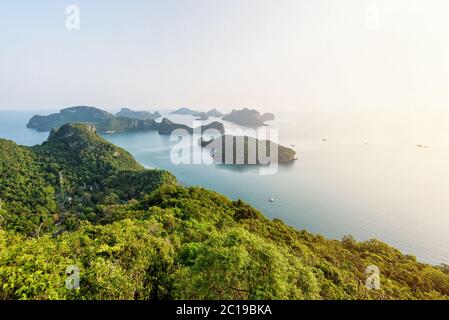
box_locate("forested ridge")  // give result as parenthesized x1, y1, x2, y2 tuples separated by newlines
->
(0, 124, 448, 300)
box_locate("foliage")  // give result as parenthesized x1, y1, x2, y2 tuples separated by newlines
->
(0, 124, 175, 235)
(0, 124, 448, 300)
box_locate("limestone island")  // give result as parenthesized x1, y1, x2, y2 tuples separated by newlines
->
(222, 108, 275, 127)
(171, 107, 201, 116)
(27, 106, 225, 135)
(200, 135, 296, 164)
(171, 107, 225, 120)
(115, 108, 161, 120)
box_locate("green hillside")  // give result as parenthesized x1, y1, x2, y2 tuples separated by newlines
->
(0, 123, 175, 235)
(0, 124, 448, 300)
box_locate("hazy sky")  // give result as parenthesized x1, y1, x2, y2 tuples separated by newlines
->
(1, 0, 449, 113)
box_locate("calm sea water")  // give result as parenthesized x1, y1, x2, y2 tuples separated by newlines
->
(1, 109, 448, 265)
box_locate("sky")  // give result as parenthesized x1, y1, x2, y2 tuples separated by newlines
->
(1, 0, 449, 114)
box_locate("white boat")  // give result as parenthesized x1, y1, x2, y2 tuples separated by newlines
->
(268, 198, 275, 203)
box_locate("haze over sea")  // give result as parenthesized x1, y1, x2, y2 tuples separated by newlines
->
(1, 107, 448, 265)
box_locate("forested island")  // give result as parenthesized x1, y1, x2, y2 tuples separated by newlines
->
(171, 108, 224, 120)
(201, 135, 297, 164)
(171, 107, 202, 116)
(222, 108, 275, 127)
(170, 107, 274, 127)
(115, 108, 162, 120)
(0, 123, 448, 300)
(26, 106, 225, 135)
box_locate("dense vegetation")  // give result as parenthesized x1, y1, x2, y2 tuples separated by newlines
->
(0, 124, 448, 300)
(0, 123, 175, 235)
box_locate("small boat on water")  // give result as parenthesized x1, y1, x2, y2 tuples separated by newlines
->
(268, 198, 275, 203)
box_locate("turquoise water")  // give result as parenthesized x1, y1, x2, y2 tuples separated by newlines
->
(1, 110, 448, 265)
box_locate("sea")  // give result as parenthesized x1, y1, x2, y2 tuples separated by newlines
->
(0, 108, 448, 265)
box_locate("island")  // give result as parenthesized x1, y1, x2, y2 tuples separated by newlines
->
(171, 107, 202, 116)
(200, 135, 296, 164)
(194, 112, 209, 121)
(115, 108, 161, 120)
(206, 108, 224, 118)
(27, 106, 225, 135)
(171, 107, 225, 120)
(1, 123, 448, 300)
(222, 108, 275, 127)
(27, 106, 115, 131)
(155, 118, 225, 135)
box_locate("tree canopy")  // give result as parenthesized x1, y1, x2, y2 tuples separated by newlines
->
(0, 124, 448, 300)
